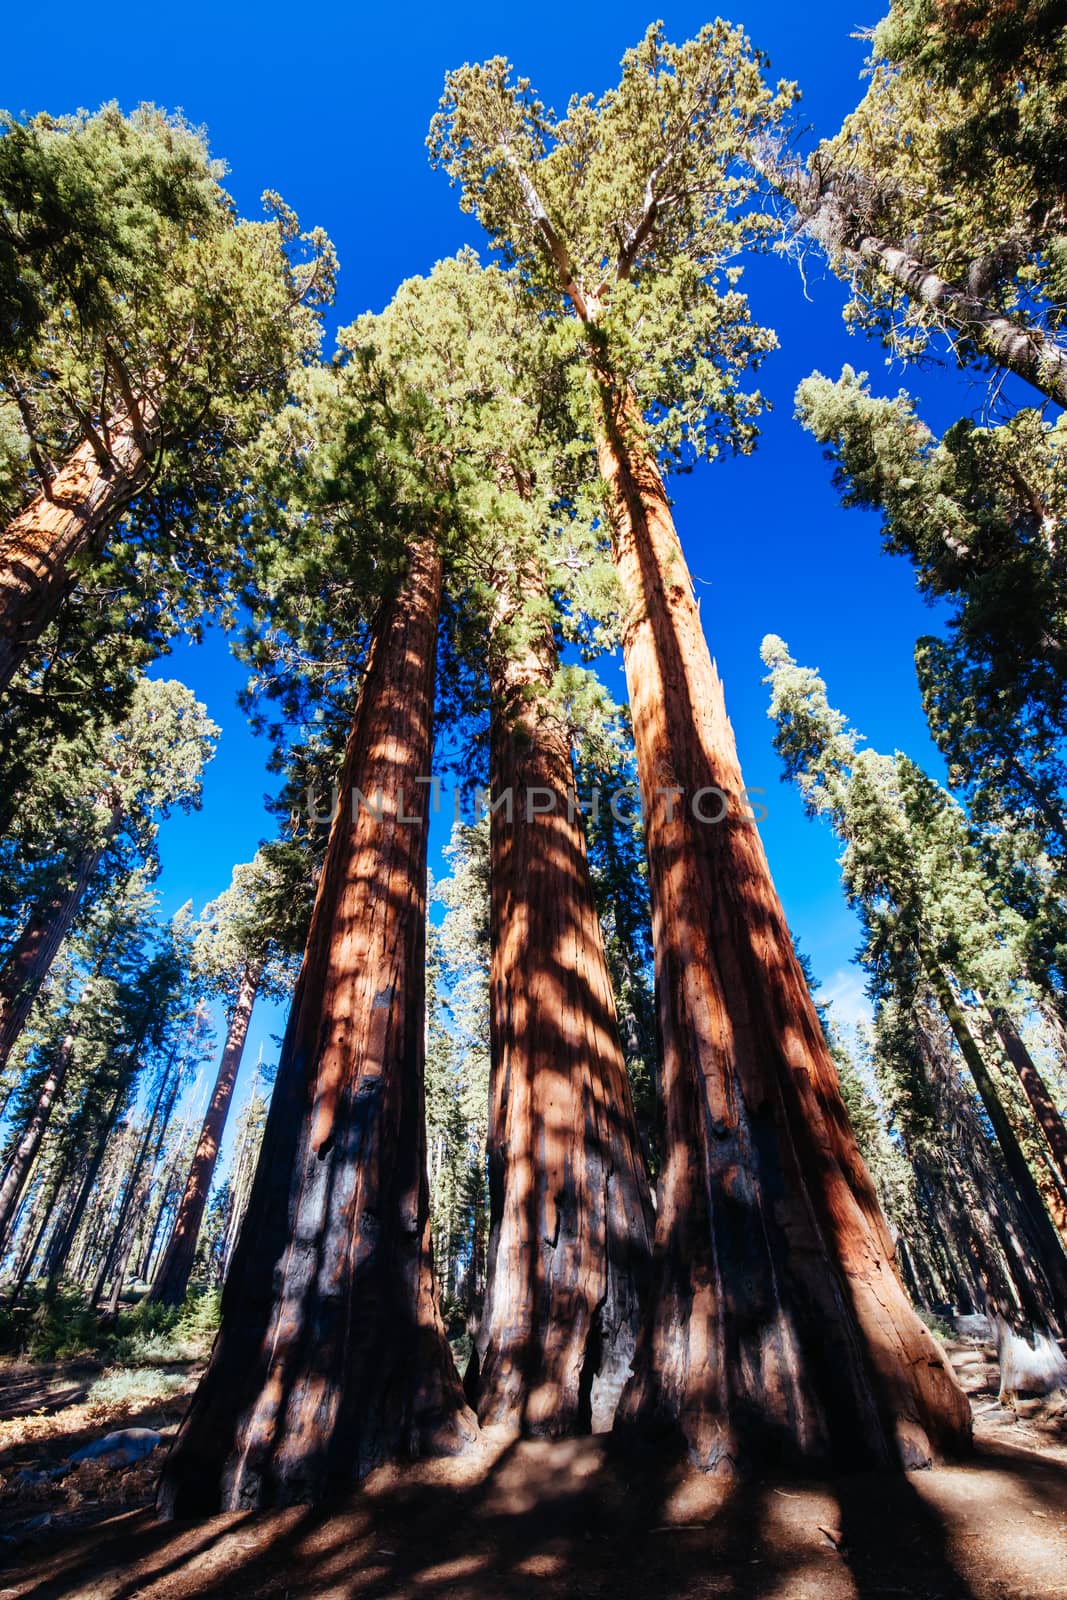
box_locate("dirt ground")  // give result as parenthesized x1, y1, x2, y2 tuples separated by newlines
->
(0, 1338, 1065, 1600)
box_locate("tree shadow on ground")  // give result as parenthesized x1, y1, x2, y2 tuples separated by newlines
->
(8, 1426, 1066, 1600)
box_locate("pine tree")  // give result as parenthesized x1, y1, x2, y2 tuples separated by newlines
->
(762, 635, 1067, 1317)
(0, 674, 217, 1079)
(771, 3, 1067, 402)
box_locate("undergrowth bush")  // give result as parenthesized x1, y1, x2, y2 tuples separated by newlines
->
(0, 1283, 221, 1363)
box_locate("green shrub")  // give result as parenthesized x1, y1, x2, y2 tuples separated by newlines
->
(87, 1365, 189, 1407)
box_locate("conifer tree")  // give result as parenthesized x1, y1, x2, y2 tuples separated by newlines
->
(0, 674, 217, 1078)
(771, 2, 1067, 402)
(160, 311, 475, 1514)
(762, 635, 1067, 1316)
(432, 23, 969, 1470)
(0, 104, 334, 693)
(150, 850, 303, 1307)
(363, 256, 653, 1435)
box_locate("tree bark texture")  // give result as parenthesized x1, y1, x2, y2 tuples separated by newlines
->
(0, 406, 157, 692)
(472, 589, 654, 1434)
(851, 235, 1067, 408)
(593, 371, 971, 1472)
(158, 540, 476, 1516)
(150, 962, 261, 1308)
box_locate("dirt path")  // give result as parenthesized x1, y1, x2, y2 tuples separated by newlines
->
(0, 1336, 1063, 1600)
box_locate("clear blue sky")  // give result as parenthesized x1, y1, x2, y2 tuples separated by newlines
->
(2, 2, 995, 1086)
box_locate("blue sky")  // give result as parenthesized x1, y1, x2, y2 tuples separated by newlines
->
(2, 2, 997, 1100)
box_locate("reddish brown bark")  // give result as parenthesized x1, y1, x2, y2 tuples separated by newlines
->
(0, 1033, 75, 1247)
(471, 589, 653, 1434)
(158, 540, 475, 1515)
(149, 961, 261, 1308)
(0, 406, 156, 691)
(592, 372, 971, 1471)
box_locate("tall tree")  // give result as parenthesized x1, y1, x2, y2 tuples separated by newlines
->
(160, 321, 476, 1511)
(160, 536, 475, 1515)
(0, 105, 334, 693)
(762, 635, 1067, 1312)
(150, 849, 303, 1306)
(770, 2, 1067, 403)
(360, 256, 654, 1436)
(0, 674, 217, 1078)
(432, 23, 970, 1470)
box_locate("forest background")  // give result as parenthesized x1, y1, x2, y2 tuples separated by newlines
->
(0, 0, 1002, 1148)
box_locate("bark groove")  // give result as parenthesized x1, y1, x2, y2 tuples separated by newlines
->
(158, 540, 475, 1515)
(594, 374, 972, 1472)
(472, 589, 654, 1434)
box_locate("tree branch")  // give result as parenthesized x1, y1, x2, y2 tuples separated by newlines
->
(500, 145, 589, 319)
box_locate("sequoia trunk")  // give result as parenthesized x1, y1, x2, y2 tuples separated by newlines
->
(473, 586, 653, 1434)
(0, 406, 156, 692)
(593, 370, 971, 1471)
(150, 961, 261, 1307)
(158, 540, 475, 1516)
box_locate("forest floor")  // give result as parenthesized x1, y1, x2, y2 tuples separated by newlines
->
(0, 1336, 1064, 1599)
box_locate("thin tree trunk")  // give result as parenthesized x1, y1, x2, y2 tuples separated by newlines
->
(923, 958, 1067, 1300)
(0, 809, 117, 1078)
(988, 1003, 1067, 1197)
(150, 962, 261, 1308)
(159, 539, 475, 1517)
(7, 1140, 76, 1301)
(591, 367, 971, 1471)
(0, 406, 156, 692)
(103, 1176, 153, 1322)
(90, 1052, 181, 1308)
(472, 586, 653, 1434)
(0, 1033, 75, 1246)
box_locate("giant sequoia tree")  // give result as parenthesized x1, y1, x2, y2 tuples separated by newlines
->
(158, 306, 481, 1512)
(431, 23, 970, 1471)
(359, 257, 654, 1436)
(0, 105, 334, 693)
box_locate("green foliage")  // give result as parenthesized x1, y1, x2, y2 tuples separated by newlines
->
(762, 634, 1054, 1062)
(0, 1282, 101, 1359)
(788, 1, 1067, 368)
(430, 22, 795, 468)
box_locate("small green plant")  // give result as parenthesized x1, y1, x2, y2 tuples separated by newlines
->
(87, 1365, 189, 1407)
(917, 1309, 955, 1343)
(0, 1285, 109, 1361)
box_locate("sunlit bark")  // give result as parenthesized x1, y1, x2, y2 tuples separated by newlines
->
(158, 539, 475, 1515)
(0, 406, 156, 691)
(472, 585, 653, 1433)
(593, 370, 971, 1471)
